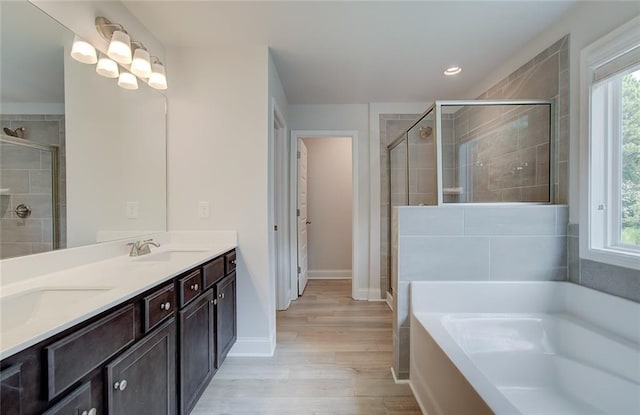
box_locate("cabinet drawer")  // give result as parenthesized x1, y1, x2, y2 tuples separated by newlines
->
(143, 284, 175, 333)
(1, 364, 23, 415)
(178, 270, 203, 308)
(46, 305, 135, 400)
(203, 257, 225, 289)
(43, 382, 93, 415)
(225, 251, 236, 275)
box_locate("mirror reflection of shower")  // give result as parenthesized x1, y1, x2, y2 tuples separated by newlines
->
(3, 127, 26, 138)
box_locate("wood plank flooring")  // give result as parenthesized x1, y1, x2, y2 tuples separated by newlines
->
(191, 279, 420, 414)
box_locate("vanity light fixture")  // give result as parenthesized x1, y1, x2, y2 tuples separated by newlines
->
(118, 71, 138, 90)
(107, 30, 132, 64)
(130, 43, 152, 78)
(96, 54, 119, 78)
(70, 35, 97, 64)
(148, 57, 168, 90)
(444, 66, 462, 76)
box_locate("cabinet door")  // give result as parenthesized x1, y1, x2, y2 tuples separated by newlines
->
(179, 290, 215, 415)
(106, 318, 176, 415)
(215, 272, 237, 367)
(42, 382, 94, 415)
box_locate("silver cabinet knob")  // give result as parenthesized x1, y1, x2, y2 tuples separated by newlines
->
(221, 293, 225, 299)
(212, 299, 217, 305)
(160, 302, 171, 311)
(114, 379, 127, 391)
(83, 409, 97, 415)
(230, 259, 236, 265)
(190, 283, 199, 291)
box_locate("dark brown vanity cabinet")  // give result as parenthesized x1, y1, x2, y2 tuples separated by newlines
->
(179, 290, 216, 415)
(106, 318, 176, 415)
(215, 272, 237, 367)
(0, 249, 236, 415)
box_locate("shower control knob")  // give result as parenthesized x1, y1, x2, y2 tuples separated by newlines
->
(14, 204, 32, 219)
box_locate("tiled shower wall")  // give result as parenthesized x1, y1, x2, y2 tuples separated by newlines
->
(449, 104, 551, 203)
(466, 35, 569, 204)
(392, 205, 568, 379)
(0, 114, 66, 258)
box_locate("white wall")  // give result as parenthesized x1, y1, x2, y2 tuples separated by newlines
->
(64, 48, 166, 247)
(166, 45, 274, 355)
(303, 137, 352, 277)
(461, 2, 640, 223)
(288, 104, 371, 298)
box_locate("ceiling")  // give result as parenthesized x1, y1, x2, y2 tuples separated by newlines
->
(124, 1, 578, 105)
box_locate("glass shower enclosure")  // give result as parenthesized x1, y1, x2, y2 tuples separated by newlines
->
(0, 135, 59, 259)
(386, 99, 555, 292)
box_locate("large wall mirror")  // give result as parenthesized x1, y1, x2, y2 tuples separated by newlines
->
(0, 1, 167, 260)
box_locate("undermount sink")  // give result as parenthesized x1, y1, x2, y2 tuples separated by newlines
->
(0, 287, 113, 332)
(133, 249, 208, 262)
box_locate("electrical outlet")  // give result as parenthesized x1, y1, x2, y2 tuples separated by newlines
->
(126, 202, 139, 219)
(198, 201, 210, 218)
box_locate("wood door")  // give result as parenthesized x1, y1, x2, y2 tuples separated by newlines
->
(297, 139, 309, 295)
(215, 272, 237, 367)
(179, 290, 215, 415)
(105, 318, 176, 415)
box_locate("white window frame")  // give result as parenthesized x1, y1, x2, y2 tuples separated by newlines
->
(580, 15, 640, 270)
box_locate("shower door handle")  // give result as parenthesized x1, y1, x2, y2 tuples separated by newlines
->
(306, 221, 312, 225)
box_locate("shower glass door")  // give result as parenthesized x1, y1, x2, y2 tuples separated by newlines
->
(0, 136, 58, 259)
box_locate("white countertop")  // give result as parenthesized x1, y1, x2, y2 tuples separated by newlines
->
(0, 232, 236, 359)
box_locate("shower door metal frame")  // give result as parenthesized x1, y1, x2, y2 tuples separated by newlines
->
(434, 99, 556, 205)
(1, 134, 60, 250)
(385, 99, 556, 294)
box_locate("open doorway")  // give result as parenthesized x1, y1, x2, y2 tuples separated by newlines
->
(290, 131, 357, 299)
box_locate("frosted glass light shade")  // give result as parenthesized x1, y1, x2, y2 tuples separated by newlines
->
(96, 55, 119, 78)
(70, 35, 97, 64)
(107, 30, 132, 64)
(148, 62, 167, 90)
(118, 71, 138, 90)
(131, 48, 152, 78)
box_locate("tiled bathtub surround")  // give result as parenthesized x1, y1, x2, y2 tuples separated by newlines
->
(0, 114, 67, 259)
(392, 204, 568, 379)
(567, 223, 640, 303)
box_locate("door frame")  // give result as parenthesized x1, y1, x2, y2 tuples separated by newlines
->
(289, 130, 360, 300)
(272, 100, 290, 311)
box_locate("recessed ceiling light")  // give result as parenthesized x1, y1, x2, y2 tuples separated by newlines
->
(444, 66, 462, 76)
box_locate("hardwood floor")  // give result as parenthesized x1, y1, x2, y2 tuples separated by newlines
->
(191, 279, 420, 414)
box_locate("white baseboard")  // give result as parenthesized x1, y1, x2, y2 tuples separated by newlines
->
(391, 367, 410, 384)
(353, 287, 369, 300)
(227, 335, 276, 357)
(409, 379, 428, 415)
(386, 291, 393, 310)
(308, 269, 352, 279)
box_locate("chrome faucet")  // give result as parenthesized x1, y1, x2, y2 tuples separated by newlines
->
(127, 239, 161, 257)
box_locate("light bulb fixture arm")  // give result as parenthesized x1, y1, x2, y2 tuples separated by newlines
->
(95, 17, 128, 40)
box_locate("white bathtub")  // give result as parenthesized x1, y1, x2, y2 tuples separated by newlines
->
(409, 281, 640, 415)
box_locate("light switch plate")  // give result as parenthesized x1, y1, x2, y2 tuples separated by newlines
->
(198, 201, 210, 218)
(126, 202, 138, 219)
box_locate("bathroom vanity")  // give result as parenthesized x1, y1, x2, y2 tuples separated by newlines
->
(0, 246, 237, 415)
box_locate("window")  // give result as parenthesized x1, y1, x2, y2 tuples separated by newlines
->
(582, 17, 640, 270)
